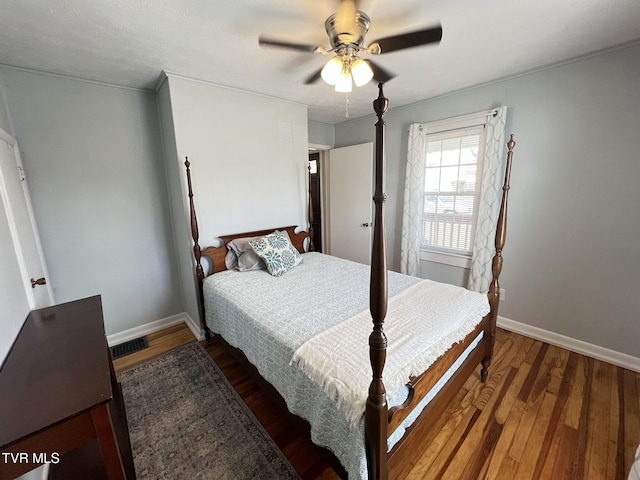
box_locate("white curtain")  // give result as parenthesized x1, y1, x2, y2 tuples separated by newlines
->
(400, 124, 427, 276)
(399, 107, 508, 288)
(467, 106, 508, 292)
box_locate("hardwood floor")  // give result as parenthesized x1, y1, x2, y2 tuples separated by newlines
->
(111, 323, 195, 372)
(113, 324, 640, 479)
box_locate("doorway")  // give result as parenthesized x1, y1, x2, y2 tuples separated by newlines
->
(308, 152, 322, 252)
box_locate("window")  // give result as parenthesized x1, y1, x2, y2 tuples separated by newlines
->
(401, 107, 506, 278)
(421, 125, 486, 256)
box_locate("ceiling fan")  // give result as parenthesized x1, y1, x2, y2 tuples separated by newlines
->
(258, 0, 442, 92)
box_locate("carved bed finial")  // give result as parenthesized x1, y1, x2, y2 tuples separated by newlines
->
(373, 83, 389, 119)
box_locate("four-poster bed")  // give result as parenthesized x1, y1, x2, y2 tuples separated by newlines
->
(185, 83, 515, 480)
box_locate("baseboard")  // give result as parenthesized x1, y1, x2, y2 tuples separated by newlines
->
(183, 312, 206, 341)
(107, 312, 204, 346)
(498, 316, 640, 373)
(108, 313, 639, 371)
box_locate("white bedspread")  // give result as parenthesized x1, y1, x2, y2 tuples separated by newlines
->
(291, 278, 490, 427)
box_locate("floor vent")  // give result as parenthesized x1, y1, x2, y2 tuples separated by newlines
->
(111, 336, 149, 359)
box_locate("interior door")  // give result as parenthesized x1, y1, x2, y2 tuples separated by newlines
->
(325, 142, 373, 264)
(0, 130, 52, 362)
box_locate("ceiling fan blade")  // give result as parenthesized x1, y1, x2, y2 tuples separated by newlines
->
(363, 59, 395, 83)
(304, 67, 324, 84)
(259, 36, 321, 54)
(368, 25, 442, 54)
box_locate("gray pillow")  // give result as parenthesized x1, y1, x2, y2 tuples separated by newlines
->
(224, 236, 266, 271)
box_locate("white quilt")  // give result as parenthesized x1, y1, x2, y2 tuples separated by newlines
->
(203, 252, 489, 480)
(291, 278, 489, 427)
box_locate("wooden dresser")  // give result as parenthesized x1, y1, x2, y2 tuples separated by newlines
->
(0, 296, 135, 480)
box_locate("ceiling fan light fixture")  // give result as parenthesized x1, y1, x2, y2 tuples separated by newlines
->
(321, 57, 343, 85)
(260, 6, 443, 95)
(351, 58, 374, 87)
(334, 71, 353, 92)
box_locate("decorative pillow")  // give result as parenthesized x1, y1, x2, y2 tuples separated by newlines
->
(224, 236, 266, 272)
(248, 230, 303, 277)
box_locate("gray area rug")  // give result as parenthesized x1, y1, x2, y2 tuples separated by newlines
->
(118, 342, 300, 479)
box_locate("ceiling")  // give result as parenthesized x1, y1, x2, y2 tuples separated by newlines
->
(1, 0, 640, 124)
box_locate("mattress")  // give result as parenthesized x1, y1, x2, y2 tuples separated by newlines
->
(203, 252, 487, 479)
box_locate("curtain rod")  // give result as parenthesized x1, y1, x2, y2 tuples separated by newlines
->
(413, 107, 501, 133)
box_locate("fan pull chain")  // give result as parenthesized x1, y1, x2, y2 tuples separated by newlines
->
(345, 92, 350, 118)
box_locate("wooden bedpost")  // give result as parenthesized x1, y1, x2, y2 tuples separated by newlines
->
(366, 83, 390, 480)
(184, 157, 210, 341)
(482, 134, 516, 382)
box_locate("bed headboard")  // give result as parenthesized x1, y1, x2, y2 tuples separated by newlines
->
(200, 225, 309, 275)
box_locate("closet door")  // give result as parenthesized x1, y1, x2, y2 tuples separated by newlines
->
(325, 142, 373, 265)
(0, 130, 52, 362)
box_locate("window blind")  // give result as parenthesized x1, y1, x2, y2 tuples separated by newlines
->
(421, 125, 487, 254)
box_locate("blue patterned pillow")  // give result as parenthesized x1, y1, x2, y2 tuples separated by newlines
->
(249, 230, 303, 277)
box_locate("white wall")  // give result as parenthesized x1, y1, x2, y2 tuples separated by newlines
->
(334, 42, 640, 359)
(0, 76, 12, 135)
(308, 120, 335, 148)
(158, 73, 309, 326)
(0, 66, 183, 335)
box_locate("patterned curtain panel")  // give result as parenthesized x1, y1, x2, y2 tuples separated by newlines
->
(467, 106, 508, 292)
(400, 123, 427, 276)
